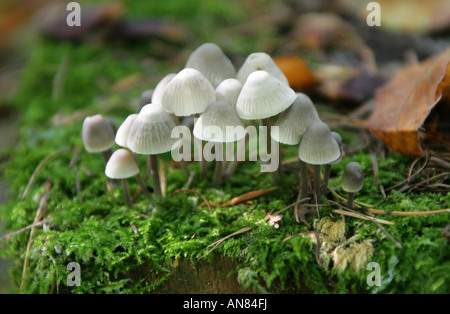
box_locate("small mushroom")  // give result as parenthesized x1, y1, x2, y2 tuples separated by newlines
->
(322, 131, 343, 193)
(127, 104, 178, 199)
(105, 149, 140, 208)
(270, 93, 320, 197)
(161, 68, 215, 117)
(151, 73, 176, 107)
(215, 78, 243, 110)
(161, 68, 216, 178)
(193, 101, 245, 186)
(236, 52, 289, 86)
(236, 70, 296, 184)
(115, 113, 151, 199)
(341, 161, 364, 209)
(82, 114, 116, 164)
(298, 121, 340, 204)
(185, 42, 236, 88)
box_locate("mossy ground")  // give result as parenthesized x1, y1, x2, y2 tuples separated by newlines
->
(0, 0, 449, 294)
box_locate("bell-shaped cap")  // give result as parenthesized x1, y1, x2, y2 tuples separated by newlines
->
(127, 104, 178, 155)
(298, 121, 341, 165)
(105, 149, 140, 179)
(115, 114, 138, 148)
(237, 52, 289, 85)
(215, 78, 242, 110)
(193, 101, 245, 143)
(151, 73, 176, 107)
(82, 114, 115, 153)
(330, 132, 343, 165)
(161, 68, 215, 117)
(236, 70, 296, 120)
(185, 43, 236, 88)
(270, 93, 320, 145)
(341, 161, 364, 193)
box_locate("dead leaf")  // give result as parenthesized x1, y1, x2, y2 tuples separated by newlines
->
(273, 56, 315, 90)
(367, 48, 450, 156)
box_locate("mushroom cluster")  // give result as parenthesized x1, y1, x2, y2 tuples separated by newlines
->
(81, 43, 364, 211)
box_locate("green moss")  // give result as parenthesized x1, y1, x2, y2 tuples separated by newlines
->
(1, 2, 449, 294)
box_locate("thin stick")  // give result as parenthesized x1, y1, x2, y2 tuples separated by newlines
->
(331, 209, 394, 225)
(20, 178, 51, 290)
(363, 208, 449, 216)
(21, 147, 70, 200)
(198, 226, 253, 260)
(0, 219, 52, 242)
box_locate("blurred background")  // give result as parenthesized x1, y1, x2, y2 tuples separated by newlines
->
(0, 0, 449, 293)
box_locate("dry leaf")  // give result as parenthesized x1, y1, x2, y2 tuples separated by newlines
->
(273, 56, 315, 90)
(367, 48, 450, 156)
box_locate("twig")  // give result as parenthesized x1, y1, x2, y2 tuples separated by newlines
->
(331, 209, 395, 225)
(363, 208, 449, 216)
(20, 178, 51, 290)
(198, 226, 253, 260)
(329, 200, 402, 249)
(0, 219, 52, 242)
(21, 147, 70, 200)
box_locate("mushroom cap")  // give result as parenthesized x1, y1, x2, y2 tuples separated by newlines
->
(185, 43, 236, 88)
(161, 68, 215, 117)
(236, 52, 289, 85)
(127, 104, 178, 155)
(235, 70, 296, 120)
(341, 161, 364, 193)
(298, 121, 341, 165)
(151, 73, 176, 107)
(193, 101, 245, 143)
(215, 78, 243, 110)
(115, 114, 138, 148)
(82, 114, 115, 153)
(329, 131, 343, 165)
(105, 149, 140, 179)
(270, 93, 320, 145)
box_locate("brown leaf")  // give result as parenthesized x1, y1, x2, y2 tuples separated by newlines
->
(273, 56, 315, 90)
(367, 48, 450, 156)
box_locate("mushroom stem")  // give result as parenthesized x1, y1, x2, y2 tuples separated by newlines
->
(149, 154, 163, 199)
(172, 115, 190, 176)
(101, 149, 112, 165)
(347, 193, 354, 210)
(200, 140, 208, 179)
(322, 164, 332, 193)
(136, 173, 152, 199)
(213, 160, 223, 186)
(225, 130, 248, 179)
(299, 159, 309, 199)
(262, 118, 280, 185)
(131, 153, 151, 199)
(121, 179, 133, 208)
(313, 164, 322, 204)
